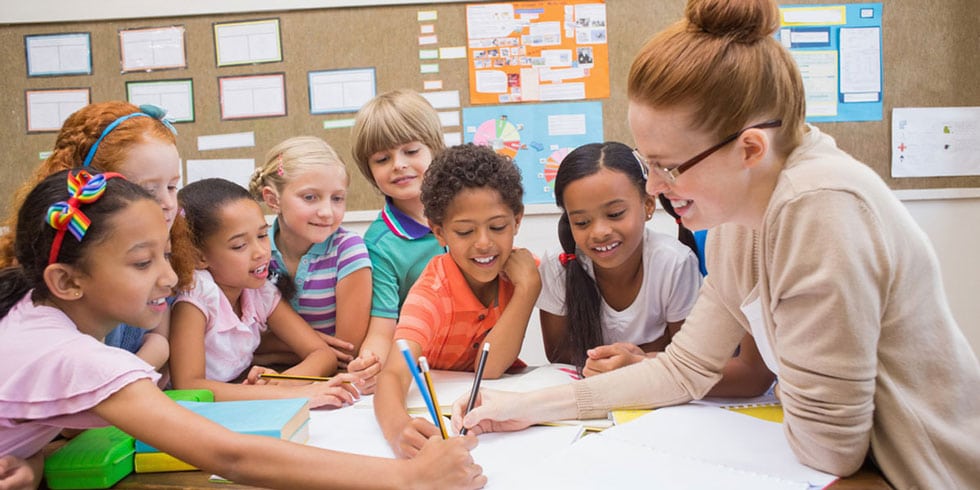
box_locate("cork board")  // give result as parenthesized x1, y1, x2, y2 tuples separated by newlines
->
(1, 0, 978, 216)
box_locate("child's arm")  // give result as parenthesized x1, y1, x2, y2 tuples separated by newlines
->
(264, 300, 339, 378)
(347, 316, 395, 395)
(169, 302, 357, 408)
(133, 308, 171, 370)
(334, 267, 372, 356)
(93, 379, 485, 490)
(539, 310, 572, 364)
(0, 453, 43, 490)
(373, 339, 442, 458)
(481, 248, 540, 378)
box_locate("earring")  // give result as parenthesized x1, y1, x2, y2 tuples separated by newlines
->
(74, 291, 81, 297)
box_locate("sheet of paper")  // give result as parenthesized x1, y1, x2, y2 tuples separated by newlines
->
(839, 27, 881, 94)
(25, 33, 91, 76)
(126, 80, 194, 122)
(892, 107, 980, 177)
(308, 68, 375, 114)
(119, 26, 186, 72)
(26, 89, 89, 132)
(185, 159, 255, 189)
(214, 19, 282, 66)
(600, 405, 837, 488)
(219, 74, 286, 119)
(197, 132, 255, 151)
(791, 50, 838, 117)
(419, 90, 460, 109)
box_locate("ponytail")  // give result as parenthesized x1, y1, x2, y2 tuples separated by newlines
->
(556, 213, 603, 368)
(268, 261, 296, 302)
(0, 267, 31, 318)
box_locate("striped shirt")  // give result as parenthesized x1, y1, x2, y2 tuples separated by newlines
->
(269, 222, 372, 335)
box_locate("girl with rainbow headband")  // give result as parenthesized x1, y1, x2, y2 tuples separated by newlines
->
(0, 169, 485, 490)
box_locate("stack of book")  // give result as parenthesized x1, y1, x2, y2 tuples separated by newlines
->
(133, 398, 310, 473)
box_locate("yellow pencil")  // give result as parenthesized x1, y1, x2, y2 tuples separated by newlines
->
(418, 356, 449, 439)
(258, 373, 345, 382)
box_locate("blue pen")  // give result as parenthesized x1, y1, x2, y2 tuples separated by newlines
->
(396, 339, 441, 428)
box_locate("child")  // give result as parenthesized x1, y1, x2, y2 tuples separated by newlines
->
(248, 136, 373, 373)
(0, 169, 485, 490)
(0, 100, 194, 375)
(374, 144, 540, 458)
(539, 142, 774, 396)
(347, 89, 447, 387)
(169, 178, 362, 407)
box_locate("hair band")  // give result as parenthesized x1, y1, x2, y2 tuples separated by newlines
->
(276, 154, 285, 176)
(558, 252, 577, 266)
(81, 104, 177, 168)
(46, 170, 126, 265)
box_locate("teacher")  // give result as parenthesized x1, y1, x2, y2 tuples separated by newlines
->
(451, 0, 980, 487)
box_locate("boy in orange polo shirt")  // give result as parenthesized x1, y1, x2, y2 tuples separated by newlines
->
(374, 144, 541, 458)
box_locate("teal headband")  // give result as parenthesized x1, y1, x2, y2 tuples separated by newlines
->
(81, 104, 177, 168)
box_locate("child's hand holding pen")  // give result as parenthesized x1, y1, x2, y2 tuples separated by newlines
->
(243, 365, 280, 385)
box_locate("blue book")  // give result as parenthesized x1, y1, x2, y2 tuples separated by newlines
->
(135, 398, 309, 453)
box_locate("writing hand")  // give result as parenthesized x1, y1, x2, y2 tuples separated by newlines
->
(391, 417, 442, 459)
(242, 365, 279, 385)
(450, 389, 535, 436)
(408, 435, 486, 490)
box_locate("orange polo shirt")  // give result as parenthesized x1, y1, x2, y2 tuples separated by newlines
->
(394, 253, 526, 371)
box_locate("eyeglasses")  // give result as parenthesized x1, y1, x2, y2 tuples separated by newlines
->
(633, 119, 782, 184)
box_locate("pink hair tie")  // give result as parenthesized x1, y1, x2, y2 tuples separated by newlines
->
(45, 170, 125, 265)
(558, 252, 577, 266)
(276, 154, 285, 176)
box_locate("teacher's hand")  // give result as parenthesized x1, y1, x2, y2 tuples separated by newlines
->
(450, 389, 536, 435)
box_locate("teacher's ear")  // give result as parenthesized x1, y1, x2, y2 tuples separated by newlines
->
(738, 127, 771, 170)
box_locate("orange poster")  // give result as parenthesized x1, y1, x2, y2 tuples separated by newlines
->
(466, 1, 609, 105)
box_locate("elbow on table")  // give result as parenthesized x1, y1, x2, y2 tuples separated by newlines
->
(788, 433, 867, 477)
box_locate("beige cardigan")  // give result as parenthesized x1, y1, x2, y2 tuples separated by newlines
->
(572, 126, 980, 489)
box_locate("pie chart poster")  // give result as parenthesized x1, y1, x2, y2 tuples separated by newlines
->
(463, 101, 604, 205)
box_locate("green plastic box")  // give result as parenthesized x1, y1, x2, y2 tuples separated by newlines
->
(42, 389, 213, 489)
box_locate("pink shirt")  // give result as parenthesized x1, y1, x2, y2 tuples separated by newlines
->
(175, 270, 281, 382)
(0, 293, 159, 459)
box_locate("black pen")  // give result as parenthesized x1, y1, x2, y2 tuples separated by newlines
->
(460, 342, 490, 435)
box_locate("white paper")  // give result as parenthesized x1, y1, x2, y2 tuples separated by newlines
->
(839, 27, 881, 94)
(475, 70, 508, 93)
(547, 114, 587, 136)
(127, 80, 193, 122)
(26, 89, 88, 132)
(120, 26, 185, 71)
(423, 80, 443, 90)
(892, 107, 980, 177)
(309, 68, 375, 114)
(420, 63, 439, 74)
(444, 132, 463, 146)
(417, 10, 438, 22)
(782, 7, 844, 25)
(791, 50, 838, 117)
(197, 132, 255, 151)
(539, 82, 586, 101)
(466, 4, 518, 41)
(601, 405, 837, 488)
(185, 159, 255, 189)
(439, 46, 467, 59)
(219, 75, 285, 119)
(419, 90, 460, 109)
(26, 33, 90, 76)
(215, 19, 281, 66)
(438, 111, 460, 127)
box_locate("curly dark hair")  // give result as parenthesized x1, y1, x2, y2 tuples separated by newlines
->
(420, 143, 524, 225)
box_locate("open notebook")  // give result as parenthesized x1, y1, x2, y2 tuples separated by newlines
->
(501, 404, 838, 490)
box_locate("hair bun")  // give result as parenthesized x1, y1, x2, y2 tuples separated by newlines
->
(685, 0, 779, 43)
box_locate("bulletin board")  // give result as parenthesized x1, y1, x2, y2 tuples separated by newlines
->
(1, 0, 978, 216)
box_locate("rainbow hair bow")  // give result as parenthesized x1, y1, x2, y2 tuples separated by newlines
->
(46, 170, 124, 265)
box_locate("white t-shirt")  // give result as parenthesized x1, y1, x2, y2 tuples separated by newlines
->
(537, 227, 702, 346)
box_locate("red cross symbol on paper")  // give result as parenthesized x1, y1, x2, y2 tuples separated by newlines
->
(897, 143, 907, 152)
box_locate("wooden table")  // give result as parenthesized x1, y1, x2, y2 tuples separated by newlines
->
(110, 461, 892, 489)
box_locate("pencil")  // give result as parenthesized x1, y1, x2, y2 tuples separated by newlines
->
(258, 373, 349, 383)
(460, 342, 490, 435)
(419, 356, 449, 439)
(396, 339, 441, 429)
